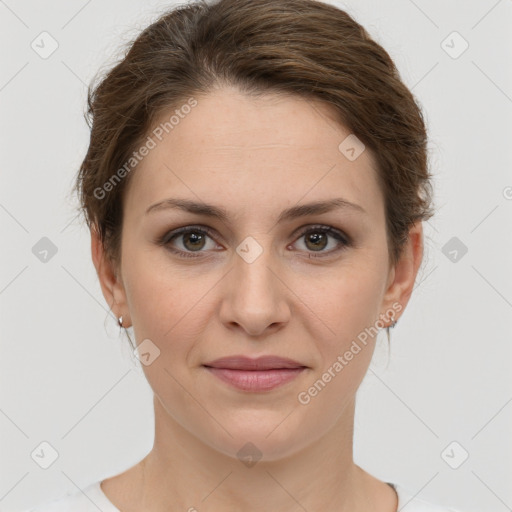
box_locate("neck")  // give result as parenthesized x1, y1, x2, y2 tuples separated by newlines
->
(133, 394, 375, 512)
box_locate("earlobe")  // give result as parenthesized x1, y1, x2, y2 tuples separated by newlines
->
(382, 222, 424, 318)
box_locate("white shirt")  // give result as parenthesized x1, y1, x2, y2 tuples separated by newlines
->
(26, 481, 461, 511)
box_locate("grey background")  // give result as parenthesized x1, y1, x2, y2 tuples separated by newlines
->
(1, 0, 511, 510)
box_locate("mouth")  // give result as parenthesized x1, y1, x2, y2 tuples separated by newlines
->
(203, 355, 306, 371)
(202, 355, 308, 392)
(203, 366, 307, 392)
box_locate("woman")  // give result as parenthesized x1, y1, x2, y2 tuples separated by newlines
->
(28, 0, 461, 510)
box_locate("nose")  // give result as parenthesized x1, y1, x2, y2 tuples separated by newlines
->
(218, 242, 291, 338)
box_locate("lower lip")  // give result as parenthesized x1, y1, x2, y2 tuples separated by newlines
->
(204, 366, 306, 391)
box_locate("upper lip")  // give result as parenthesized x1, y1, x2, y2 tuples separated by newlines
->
(203, 356, 306, 370)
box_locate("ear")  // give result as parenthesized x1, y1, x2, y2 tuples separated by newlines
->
(381, 221, 424, 321)
(91, 225, 130, 327)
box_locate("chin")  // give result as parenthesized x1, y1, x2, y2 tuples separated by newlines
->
(202, 415, 314, 464)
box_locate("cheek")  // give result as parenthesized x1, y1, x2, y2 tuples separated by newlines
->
(292, 263, 386, 349)
(290, 271, 384, 417)
(122, 249, 218, 349)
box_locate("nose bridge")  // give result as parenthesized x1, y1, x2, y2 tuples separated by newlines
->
(233, 234, 279, 301)
(221, 234, 289, 334)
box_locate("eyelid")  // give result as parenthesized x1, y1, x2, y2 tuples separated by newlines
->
(159, 224, 218, 245)
(294, 224, 350, 244)
(159, 223, 349, 243)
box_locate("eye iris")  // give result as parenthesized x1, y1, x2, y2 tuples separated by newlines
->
(305, 232, 327, 251)
(183, 232, 206, 251)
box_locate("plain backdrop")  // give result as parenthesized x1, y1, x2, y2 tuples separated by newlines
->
(1, 1, 511, 511)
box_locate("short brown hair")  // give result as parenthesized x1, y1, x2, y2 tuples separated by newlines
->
(75, 0, 434, 267)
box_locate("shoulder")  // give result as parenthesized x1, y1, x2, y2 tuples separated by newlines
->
(393, 482, 462, 512)
(23, 481, 119, 512)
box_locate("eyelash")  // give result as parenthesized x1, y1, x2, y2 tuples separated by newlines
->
(156, 224, 351, 260)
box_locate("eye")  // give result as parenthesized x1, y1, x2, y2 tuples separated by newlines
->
(157, 226, 220, 258)
(157, 224, 351, 260)
(292, 225, 351, 258)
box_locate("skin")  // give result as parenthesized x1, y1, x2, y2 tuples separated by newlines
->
(92, 84, 423, 512)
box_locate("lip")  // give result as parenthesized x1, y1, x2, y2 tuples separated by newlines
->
(203, 355, 306, 370)
(204, 367, 306, 391)
(202, 356, 308, 392)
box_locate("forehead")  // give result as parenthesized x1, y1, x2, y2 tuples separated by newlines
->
(124, 86, 383, 222)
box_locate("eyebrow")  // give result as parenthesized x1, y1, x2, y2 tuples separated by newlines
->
(145, 197, 366, 222)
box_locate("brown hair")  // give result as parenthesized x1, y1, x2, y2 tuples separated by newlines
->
(75, 0, 433, 267)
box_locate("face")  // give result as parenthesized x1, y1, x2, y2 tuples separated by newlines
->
(93, 85, 422, 461)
